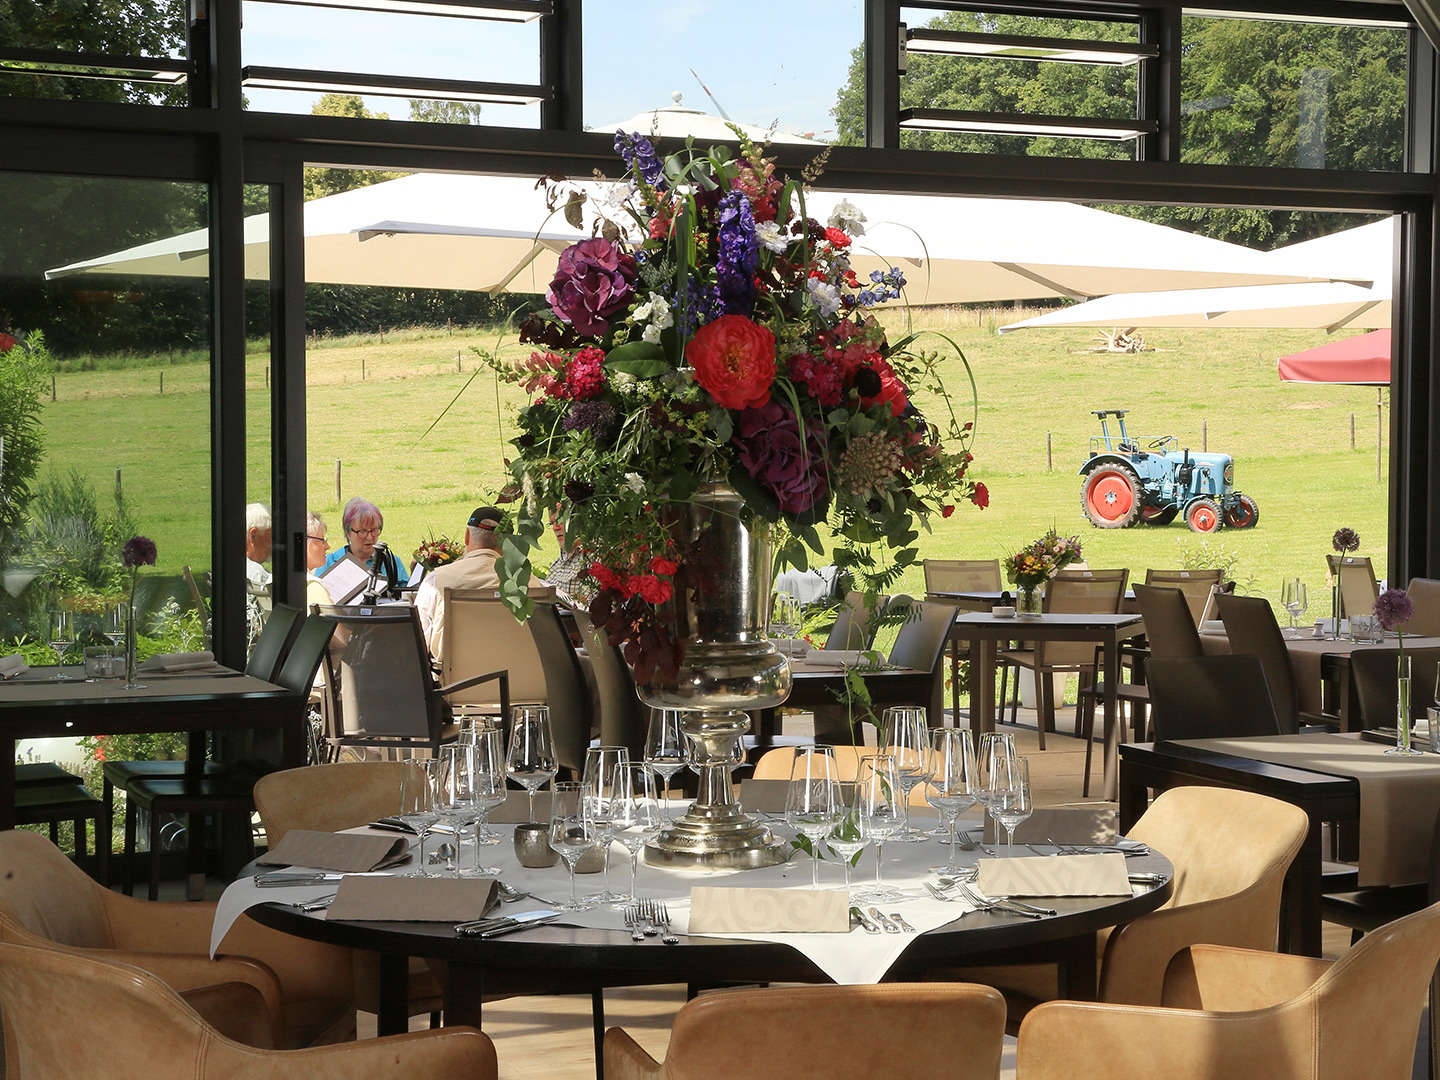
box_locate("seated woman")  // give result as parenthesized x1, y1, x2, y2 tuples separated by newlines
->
(304, 510, 332, 610)
(320, 497, 409, 600)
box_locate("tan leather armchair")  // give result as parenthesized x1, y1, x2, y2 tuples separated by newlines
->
(0, 829, 354, 1049)
(942, 785, 1308, 1012)
(0, 942, 496, 1080)
(1016, 901, 1440, 1080)
(604, 983, 1006, 1080)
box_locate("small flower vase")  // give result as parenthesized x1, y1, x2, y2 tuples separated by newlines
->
(1331, 578, 1342, 640)
(1018, 584, 1043, 617)
(122, 594, 143, 690)
(1388, 655, 1421, 756)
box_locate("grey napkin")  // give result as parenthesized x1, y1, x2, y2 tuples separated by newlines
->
(326, 876, 499, 922)
(257, 829, 410, 873)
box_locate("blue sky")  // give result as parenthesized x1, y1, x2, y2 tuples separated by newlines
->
(241, 0, 862, 138)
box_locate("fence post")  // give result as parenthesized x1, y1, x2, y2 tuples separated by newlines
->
(334, 459, 342, 508)
(114, 468, 122, 501)
(457, 351, 462, 372)
(50, 374, 56, 402)
(1046, 432, 1053, 472)
(159, 371, 164, 396)
(1350, 412, 1356, 450)
(1377, 397, 1384, 483)
(378, 325, 384, 343)
(447, 317, 452, 336)
(361, 356, 366, 381)
(265, 365, 270, 389)
(1201, 420, 1207, 453)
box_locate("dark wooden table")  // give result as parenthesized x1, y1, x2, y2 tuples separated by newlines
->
(751, 664, 934, 746)
(0, 665, 307, 832)
(1118, 738, 1358, 957)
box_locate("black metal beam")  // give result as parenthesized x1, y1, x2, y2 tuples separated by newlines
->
(539, 0, 582, 132)
(1137, 6, 1181, 163)
(267, 166, 308, 612)
(866, 0, 901, 149)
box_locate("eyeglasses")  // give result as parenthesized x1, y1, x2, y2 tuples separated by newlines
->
(348, 527, 381, 537)
(306, 535, 327, 543)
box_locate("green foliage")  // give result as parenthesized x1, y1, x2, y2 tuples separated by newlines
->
(0, 332, 49, 544)
(303, 97, 409, 201)
(17, 469, 134, 616)
(1177, 537, 1258, 592)
(407, 99, 486, 125)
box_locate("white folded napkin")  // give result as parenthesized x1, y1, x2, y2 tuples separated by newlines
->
(976, 852, 1131, 897)
(138, 650, 216, 672)
(0, 653, 29, 679)
(798, 649, 876, 668)
(771, 638, 810, 657)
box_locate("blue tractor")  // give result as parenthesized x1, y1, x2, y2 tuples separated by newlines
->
(1079, 410, 1259, 533)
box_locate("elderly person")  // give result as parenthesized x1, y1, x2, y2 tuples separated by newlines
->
(416, 506, 503, 659)
(321, 497, 408, 599)
(305, 511, 331, 610)
(245, 503, 273, 591)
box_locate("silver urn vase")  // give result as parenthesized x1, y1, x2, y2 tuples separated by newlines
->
(637, 482, 792, 868)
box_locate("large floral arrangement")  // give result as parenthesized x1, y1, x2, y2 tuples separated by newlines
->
(413, 533, 463, 571)
(489, 132, 983, 683)
(1004, 529, 1083, 590)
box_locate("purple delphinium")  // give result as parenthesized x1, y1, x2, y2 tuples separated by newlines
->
(122, 536, 157, 568)
(1374, 588, 1415, 631)
(563, 399, 619, 446)
(614, 131, 666, 190)
(1332, 527, 1360, 554)
(673, 281, 724, 336)
(546, 238, 638, 338)
(733, 400, 828, 515)
(716, 190, 759, 317)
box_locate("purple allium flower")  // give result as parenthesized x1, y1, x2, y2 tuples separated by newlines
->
(716, 190, 759, 317)
(614, 131, 666, 189)
(546, 238, 638, 338)
(1332, 527, 1360, 554)
(1374, 588, 1415, 631)
(733, 400, 828, 515)
(562, 399, 619, 445)
(122, 535, 157, 568)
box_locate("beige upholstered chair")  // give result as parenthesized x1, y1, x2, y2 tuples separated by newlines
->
(0, 829, 354, 1049)
(1403, 577, 1440, 636)
(0, 942, 496, 1080)
(605, 983, 1006, 1080)
(441, 589, 548, 716)
(1016, 902, 1440, 1080)
(824, 590, 886, 650)
(923, 558, 1002, 593)
(944, 785, 1308, 1016)
(254, 761, 406, 845)
(1326, 554, 1380, 619)
(1143, 568, 1223, 626)
(752, 745, 872, 781)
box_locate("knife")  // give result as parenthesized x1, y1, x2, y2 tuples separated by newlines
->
(476, 913, 562, 939)
(455, 908, 560, 936)
(868, 906, 901, 933)
(849, 906, 882, 934)
(254, 872, 344, 887)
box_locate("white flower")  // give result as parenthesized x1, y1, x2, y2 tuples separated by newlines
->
(632, 297, 655, 322)
(611, 371, 639, 393)
(646, 292, 674, 329)
(642, 323, 663, 344)
(827, 199, 866, 237)
(755, 219, 789, 253)
(624, 473, 646, 494)
(600, 180, 634, 209)
(805, 277, 842, 319)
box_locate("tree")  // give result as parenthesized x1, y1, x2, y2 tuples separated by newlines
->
(302, 95, 409, 201)
(0, 331, 49, 549)
(408, 99, 486, 125)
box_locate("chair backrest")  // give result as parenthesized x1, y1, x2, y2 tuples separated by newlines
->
(1404, 577, 1440, 636)
(1143, 568, 1223, 625)
(181, 565, 212, 649)
(1326, 554, 1379, 619)
(441, 590, 548, 706)
(245, 603, 303, 682)
(923, 558, 1002, 593)
(271, 612, 338, 695)
(253, 762, 407, 846)
(752, 745, 874, 781)
(1039, 569, 1129, 668)
(825, 591, 886, 651)
(1348, 645, 1440, 727)
(1146, 656, 1282, 741)
(633, 983, 1006, 1080)
(315, 605, 439, 743)
(1215, 592, 1301, 733)
(1133, 584, 1203, 659)
(574, 611, 647, 757)
(0, 830, 112, 950)
(527, 602, 592, 772)
(887, 601, 959, 724)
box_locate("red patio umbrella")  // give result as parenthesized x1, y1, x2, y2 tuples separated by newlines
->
(1277, 328, 1391, 386)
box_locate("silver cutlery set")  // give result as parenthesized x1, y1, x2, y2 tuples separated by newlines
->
(621, 900, 679, 944)
(850, 906, 917, 934)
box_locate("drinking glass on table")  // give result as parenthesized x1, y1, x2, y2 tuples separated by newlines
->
(582, 746, 630, 903)
(610, 763, 662, 905)
(434, 743, 477, 875)
(786, 746, 842, 889)
(549, 781, 599, 912)
(398, 759, 439, 876)
(48, 611, 74, 680)
(926, 728, 978, 874)
(104, 601, 127, 648)
(770, 592, 800, 639)
(986, 755, 1033, 850)
(1281, 579, 1308, 633)
(852, 753, 903, 903)
(506, 706, 557, 825)
(974, 732, 1018, 846)
(826, 809, 869, 897)
(465, 726, 507, 875)
(881, 707, 931, 842)
(644, 709, 688, 822)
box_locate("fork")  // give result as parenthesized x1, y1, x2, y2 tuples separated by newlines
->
(650, 901, 679, 945)
(291, 892, 336, 913)
(623, 904, 646, 942)
(954, 882, 1053, 918)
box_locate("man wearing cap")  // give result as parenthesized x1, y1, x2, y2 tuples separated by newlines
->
(415, 507, 505, 659)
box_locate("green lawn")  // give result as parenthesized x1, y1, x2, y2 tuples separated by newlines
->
(36, 310, 1391, 611)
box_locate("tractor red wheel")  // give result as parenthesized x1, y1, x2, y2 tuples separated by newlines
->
(1224, 494, 1259, 529)
(1186, 498, 1222, 534)
(1081, 464, 1142, 529)
(1139, 504, 1178, 526)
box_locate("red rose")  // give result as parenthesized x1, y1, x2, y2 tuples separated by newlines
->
(942, 505, 955, 519)
(970, 482, 990, 509)
(824, 227, 851, 249)
(589, 562, 623, 592)
(686, 314, 776, 410)
(649, 557, 679, 576)
(627, 574, 673, 605)
(0, 333, 15, 353)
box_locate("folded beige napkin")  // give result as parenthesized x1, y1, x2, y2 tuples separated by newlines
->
(688, 886, 850, 933)
(257, 829, 410, 873)
(976, 852, 1130, 897)
(138, 650, 216, 672)
(326, 876, 499, 923)
(0, 653, 28, 679)
(982, 806, 1117, 845)
(796, 650, 871, 668)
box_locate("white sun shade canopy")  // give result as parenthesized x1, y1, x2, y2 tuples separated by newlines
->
(996, 217, 1392, 334)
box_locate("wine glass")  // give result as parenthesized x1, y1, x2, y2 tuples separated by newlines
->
(785, 746, 842, 889)
(826, 810, 869, 897)
(770, 592, 800, 639)
(506, 706, 557, 825)
(434, 743, 477, 875)
(104, 601, 127, 647)
(466, 726, 507, 875)
(974, 732, 1018, 845)
(549, 781, 599, 912)
(644, 709, 688, 822)
(397, 759, 439, 876)
(582, 746, 630, 903)
(880, 707, 931, 841)
(926, 727, 978, 875)
(609, 762, 662, 905)
(987, 755, 1034, 850)
(1281, 579, 1308, 633)
(49, 611, 74, 681)
(852, 753, 903, 902)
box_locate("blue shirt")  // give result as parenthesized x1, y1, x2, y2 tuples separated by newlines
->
(321, 545, 409, 589)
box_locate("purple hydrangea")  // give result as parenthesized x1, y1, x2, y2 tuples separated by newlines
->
(733, 400, 829, 515)
(122, 535, 157, 568)
(546, 238, 638, 338)
(563, 399, 619, 445)
(1374, 588, 1415, 631)
(614, 131, 666, 189)
(716, 190, 759, 317)
(1332, 527, 1360, 554)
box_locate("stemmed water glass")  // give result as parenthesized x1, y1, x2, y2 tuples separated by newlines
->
(609, 763, 663, 905)
(582, 746, 630, 903)
(549, 781, 599, 912)
(1281, 579, 1308, 633)
(104, 602, 127, 647)
(785, 746, 842, 889)
(434, 744, 477, 875)
(826, 810, 869, 898)
(49, 611, 74, 680)
(852, 753, 903, 902)
(987, 755, 1034, 850)
(881, 707, 931, 841)
(644, 709, 688, 822)
(465, 726, 507, 875)
(975, 732, 1018, 845)
(770, 592, 800, 639)
(398, 759, 439, 876)
(926, 727, 978, 874)
(506, 706, 557, 825)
